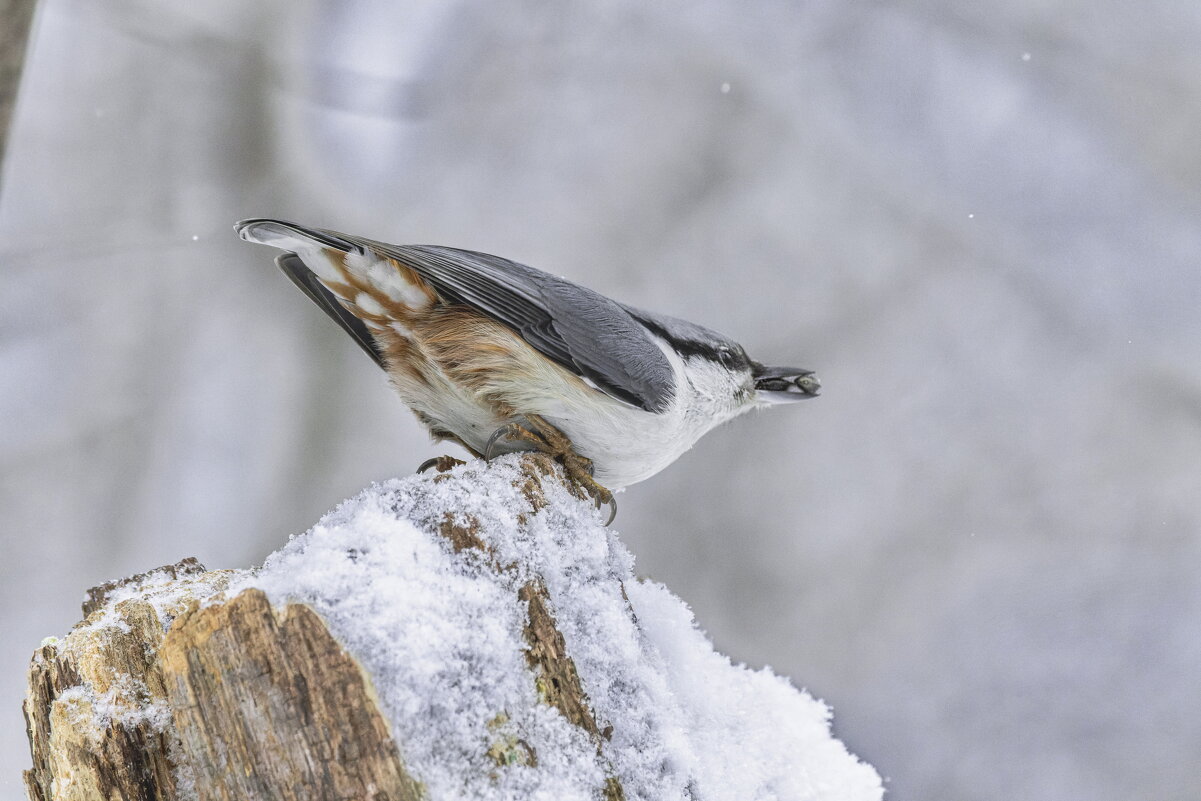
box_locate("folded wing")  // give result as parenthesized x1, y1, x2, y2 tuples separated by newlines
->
(238, 219, 677, 413)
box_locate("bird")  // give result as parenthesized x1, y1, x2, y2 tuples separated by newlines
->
(237, 219, 820, 523)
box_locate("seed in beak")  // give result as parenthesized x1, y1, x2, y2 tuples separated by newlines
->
(795, 374, 821, 395)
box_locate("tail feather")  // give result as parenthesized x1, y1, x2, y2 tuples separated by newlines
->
(236, 218, 358, 253)
(239, 218, 388, 368)
(275, 253, 387, 369)
(238, 217, 442, 372)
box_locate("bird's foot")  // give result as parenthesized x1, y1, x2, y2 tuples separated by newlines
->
(484, 421, 548, 460)
(417, 455, 467, 474)
(557, 450, 617, 526)
(484, 414, 617, 526)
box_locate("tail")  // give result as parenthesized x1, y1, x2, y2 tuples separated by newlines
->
(236, 218, 359, 254)
(236, 218, 419, 370)
(275, 252, 386, 368)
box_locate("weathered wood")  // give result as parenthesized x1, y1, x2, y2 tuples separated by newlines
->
(25, 565, 423, 801)
(519, 580, 602, 739)
(23, 559, 234, 801)
(436, 457, 603, 742)
(158, 588, 423, 801)
(82, 557, 206, 618)
(23, 456, 630, 800)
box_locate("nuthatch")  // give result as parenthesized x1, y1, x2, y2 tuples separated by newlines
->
(237, 219, 819, 523)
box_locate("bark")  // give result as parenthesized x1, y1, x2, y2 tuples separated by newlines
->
(157, 589, 422, 801)
(23, 455, 627, 801)
(23, 561, 237, 801)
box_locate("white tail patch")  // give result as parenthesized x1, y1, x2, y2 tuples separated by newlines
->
(240, 221, 434, 312)
(303, 249, 349, 284)
(345, 250, 433, 309)
(354, 292, 387, 317)
(238, 224, 345, 284)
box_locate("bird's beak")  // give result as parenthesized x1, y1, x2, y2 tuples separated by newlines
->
(752, 363, 821, 404)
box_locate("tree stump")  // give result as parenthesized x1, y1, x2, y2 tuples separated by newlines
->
(22, 456, 623, 801)
(22, 454, 883, 801)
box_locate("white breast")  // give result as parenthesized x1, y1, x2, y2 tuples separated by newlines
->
(513, 341, 754, 489)
(384, 313, 752, 489)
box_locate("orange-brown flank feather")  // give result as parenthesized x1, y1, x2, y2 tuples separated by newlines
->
(318, 250, 590, 439)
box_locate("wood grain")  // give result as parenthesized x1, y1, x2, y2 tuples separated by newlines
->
(23, 560, 233, 801)
(158, 588, 423, 801)
(23, 456, 632, 800)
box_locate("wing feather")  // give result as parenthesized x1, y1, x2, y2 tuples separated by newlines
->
(238, 218, 677, 412)
(331, 232, 676, 412)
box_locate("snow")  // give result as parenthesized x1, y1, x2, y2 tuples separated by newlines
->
(56, 683, 174, 736)
(235, 455, 882, 801)
(53, 680, 197, 800)
(80, 563, 234, 635)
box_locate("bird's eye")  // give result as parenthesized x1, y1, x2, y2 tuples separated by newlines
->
(718, 347, 738, 368)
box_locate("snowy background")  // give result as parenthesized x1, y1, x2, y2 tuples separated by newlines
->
(2, 1, 1199, 799)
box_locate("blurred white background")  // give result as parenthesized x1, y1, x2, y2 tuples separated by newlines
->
(2, 1, 1200, 799)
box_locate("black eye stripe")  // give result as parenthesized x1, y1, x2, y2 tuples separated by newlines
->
(631, 315, 748, 368)
(715, 346, 749, 370)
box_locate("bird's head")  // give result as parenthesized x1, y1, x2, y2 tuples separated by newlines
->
(627, 308, 819, 411)
(675, 341, 821, 414)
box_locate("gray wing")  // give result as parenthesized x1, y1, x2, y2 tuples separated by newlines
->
(328, 231, 677, 412)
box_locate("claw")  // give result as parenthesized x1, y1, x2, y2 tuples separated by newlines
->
(600, 495, 617, 526)
(484, 427, 509, 462)
(583, 479, 616, 526)
(485, 420, 547, 462)
(417, 455, 466, 474)
(484, 415, 616, 525)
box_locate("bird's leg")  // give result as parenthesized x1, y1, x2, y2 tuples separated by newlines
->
(483, 415, 616, 524)
(521, 414, 617, 526)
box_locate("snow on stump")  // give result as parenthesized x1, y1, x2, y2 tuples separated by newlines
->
(23, 454, 883, 801)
